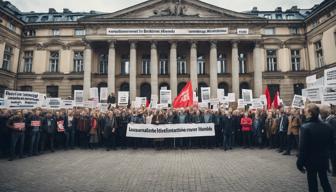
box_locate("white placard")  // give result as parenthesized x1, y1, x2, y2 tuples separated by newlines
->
(260, 95, 267, 106)
(201, 87, 211, 102)
(291, 95, 306, 109)
(90, 87, 99, 99)
(252, 98, 263, 109)
(322, 87, 336, 105)
(228, 93, 236, 102)
(135, 97, 147, 108)
(157, 103, 168, 109)
(107, 28, 229, 35)
(217, 89, 225, 103)
(302, 87, 323, 102)
(306, 74, 316, 85)
(160, 90, 172, 104)
(4, 90, 39, 109)
(237, 99, 245, 109)
(118, 91, 129, 106)
(46, 98, 62, 109)
(324, 67, 336, 87)
(237, 28, 249, 34)
(100, 87, 108, 101)
(198, 102, 209, 109)
(242, 89, 253, 104)
(99, 103, 109, 112)
(38, 93, 47, 108)
(74, 90, 84, 107)
(150, 95, 158, 109)
(61, 100, 74, 109)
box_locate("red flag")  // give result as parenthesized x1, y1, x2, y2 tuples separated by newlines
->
(146, 99, 150, 108)
(173, 81, 193, 108)
(264, 87, 271, 109)
(272, 91, 280, 109)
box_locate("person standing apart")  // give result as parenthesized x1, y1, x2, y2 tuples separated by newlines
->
(296, 104, 334, 192)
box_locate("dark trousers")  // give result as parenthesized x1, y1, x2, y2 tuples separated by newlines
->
(41, 133, 55, 152)
(79, 131, 89, 149)
(286, 134, 299, 154)
(66, 130, 75, 149)
(331, 150, 336, 175)
(307, 169, 332, 192)
(10, 131, 25, 159)
(215, 127, 222, 147)
(269, 134, 277, 148)
(223, 133, 231, 150)
(242, 131, 251, 147)
(105, 134, 116, 150)
(29, 131, 40, 155)
(0, 131, 10, 157)
(278, 131, 287, 151)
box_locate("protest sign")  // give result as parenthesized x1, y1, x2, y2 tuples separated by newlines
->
(237, 99, 245, 109)
(61, 100, 74, 109)
(46, 98, 62, 109)
(217, 89, 225, 103)
(291, 95, 306, 109)
(118, 91, 129, 106)
(251, 98, 263, 109)
(322, 87, 336, 105)
(135, 97, 147, 108)
(324, 67, 336, 87)
(302, 87, 323, 102)
(90, 87, 99, 99)
(99, 103, 109, 112)
(74, 90, 84, 107)
(160, 90, 172, 104)
(260, 95, 267, 106)
(150, 95, 158, 109)
(37, 94, 47, 108)
(242, 89, 253, 104)
(228, 93, 236, 102)
(100, 87, 108, 101)
(31, 120, 41, 127)
(201, 87, 210, 102)
(4, 90, 39, 109)
(57, 120, 64, 132)
(127, 123, 215, 139)
(306, 74, 316, 85)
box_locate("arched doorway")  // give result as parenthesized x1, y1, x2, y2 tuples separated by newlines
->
(159, 82, 170, 91)
(177, 82, 186, 94)
(140, 83, 151, 100)
(218, 82, 229, 96)
(120, 82, 129, 92)
(198, 82, 208, 102)
(239, 82, 250, 98)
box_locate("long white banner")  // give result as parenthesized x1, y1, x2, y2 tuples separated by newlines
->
(107, 28, 229, 35)
(126, 123, 215, 138)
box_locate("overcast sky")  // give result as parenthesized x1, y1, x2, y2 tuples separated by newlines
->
(9, 0, 322, 13)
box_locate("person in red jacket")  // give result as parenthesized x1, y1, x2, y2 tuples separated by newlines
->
(241, 112, 252, 148)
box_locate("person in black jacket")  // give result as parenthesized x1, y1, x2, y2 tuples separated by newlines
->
(7, 111, 26, 161)
(107, 92, 116, 104)
(41, 111, 57, 153)
(278, 108, 289, 153)
(222, 111, 233, 151)
(0, 109, 11, 158)
(296, 104, 334, 192)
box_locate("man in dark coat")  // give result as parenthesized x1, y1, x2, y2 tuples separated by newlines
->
(222, 111, 233, 151)
(278, 108, 289, 153)
(296, 104, 334, 192)
(107, 93, 116, 104)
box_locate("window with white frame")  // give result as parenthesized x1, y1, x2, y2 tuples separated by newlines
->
(23, 29, 36, 37)
(99, 54, 108, 74)
(266, 50, 277, 72)
(286, 14, 294, 20)
(49, 51, 59, 72)
(73, 51, 83, 72)
(141, 55, 150, 75)
(239, 53, 247, 74)
(52, 29, 60, 36)
(159, 54, 168, 75)
(291, 49, 301, 71)
(315, 41, 324, 68)
(177, 55, 187, 75)
(121, 55, 129, 75)
(2, 46, 13, 71)
(74, 29, 86, 36)
(23, 51, 33, 73)
(197, 55, 205, 75)
(264, 14, 272, 19)
(289, 27, 299, 35)
(217, 53, 226, 74)
(264, 28, 275, 35)
(8, 22, 15, 31)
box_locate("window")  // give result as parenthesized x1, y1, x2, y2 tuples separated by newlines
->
(239, 82, 250, 98)
(2, 46, 13, 71)
(49, 51, 59, 72)
(23, 51, 33, 73)
(312, 20, 319, 28)
(294, 83, 304, 95)
(74, 29, 86, 36)
(286, 14, 294, 20)
(276, 14, 283, 20)
(41, 15, 49, 22)
(159, 54, 168, 75)
(121, 55, 129, 75)
(8, 22, 15, 31)
(264, 14, 272, 19)
(197, 55, 205, 75)
(23, 29, 36, 37)
(239, 53, 247, 74)
(27, 16, 38, 22)
(52, 29, 60, 36)
(314, 41, 324, 68)
(217, 53, 226, 74)
(264, 28, 275, 35)
(53, 15, 62, 22)
(141, 55, 150, 75)
(73, 51, 83, 72)
(289, 27, 299, 35)
(20, 86, 32, 91)
(177, 55, 187, 75)
(99, 54, 108, 74)
(46, 86, 58, 98)
(266, 50, 277, 72)
(291, 49, 300, 71)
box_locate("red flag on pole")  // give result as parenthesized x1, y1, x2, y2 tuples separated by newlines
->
(272, 91, 280, 109)
(173, 81, 193, 108)
(264, 87, 272, 109)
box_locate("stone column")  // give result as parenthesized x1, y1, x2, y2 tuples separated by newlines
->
(231, 41, 239, 99)
(108, 41, 116, 94)
(209, 41, 218, 98)
(279, 43, 290, 72)
(170, 42, 177, 98)
(83, 43, 92, 100)
(253, 42, 263, 97)
(129, 42, 137, 101)
(190, 41, 198, 91)
(150, 42, 158, 96)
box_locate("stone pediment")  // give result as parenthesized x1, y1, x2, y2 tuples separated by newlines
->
(82, 0, 261, 21)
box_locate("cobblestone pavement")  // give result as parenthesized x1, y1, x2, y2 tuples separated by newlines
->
(0, 148, 335, 192)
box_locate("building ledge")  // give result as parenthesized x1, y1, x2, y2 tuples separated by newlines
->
(0, 69, 16, 78)
(41, 72, 65, 80)
(262, 71, 285, 79)
(17, 72, 37, 79)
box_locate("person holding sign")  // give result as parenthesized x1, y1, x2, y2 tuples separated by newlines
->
(28, 110, 42, 156)
(104, 111, 118, 151)
(41, 111, 56, 153)
(7, 111, 25, 161)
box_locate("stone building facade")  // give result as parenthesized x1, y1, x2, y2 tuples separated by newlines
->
(0, 0, 335, 104)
